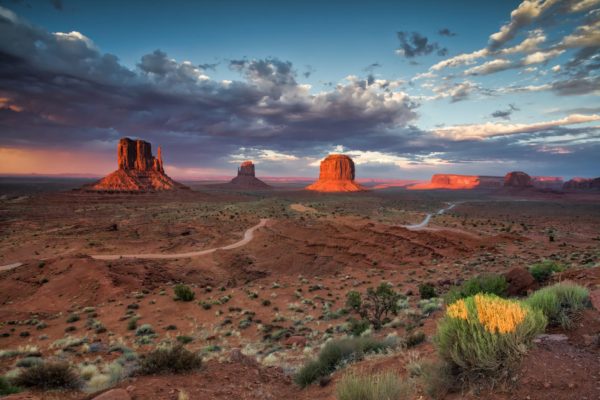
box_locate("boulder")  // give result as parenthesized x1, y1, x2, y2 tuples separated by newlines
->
(504, 171, 533, 187)
(306, 154, 365, 192)
(504, 267, 537, 296)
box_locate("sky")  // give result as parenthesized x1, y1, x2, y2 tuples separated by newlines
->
(0, 0, 598, 180)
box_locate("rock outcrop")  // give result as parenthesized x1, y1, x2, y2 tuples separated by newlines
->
(409, 174, 503, 190)
(532, 176, 563, 190)
(306, 154, 365, 192)
(504, 171, 533, 188)
(563, 177, 600, 190)
(227, 161, 271, 189)
(85, 137, 188, 192)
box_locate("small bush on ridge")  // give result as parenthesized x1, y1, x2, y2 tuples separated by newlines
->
(346, 283, 403, 330)
(444, 274, 508, 304)
(174, 284, 195, 302)
(12, 362, 81, 390)
(419, 283, 437, 300)
(294, 337, 393, 387)
(139, 344, 202, 375)
(526, 282, 589, 329)
(528, 260, 565, 283)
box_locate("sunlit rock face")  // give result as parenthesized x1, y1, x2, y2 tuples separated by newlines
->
(532, 176, 563, 190)
(504, 171, 533, 188)
(228, 161, 271, 189)
(306, 154, 365, 192)
(85, 137, 187, 192)
(563, 177, 600, 190)
(409, 174, 503, 190)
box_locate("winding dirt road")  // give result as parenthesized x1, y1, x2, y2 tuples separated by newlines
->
(91, 218, 269, 260)
(403, 203, 457, 230)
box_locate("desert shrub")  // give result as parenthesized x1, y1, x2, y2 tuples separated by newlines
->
(347, 318, 370, 336)
(435, 294, 546, 380)
(174, 284, 195, 302)
(66, 313, 80, 323)
(135, 324, 155, 336)
(12, 362, 81, 390)
(176, 335, 194, 344)
(528, 260, 565, 283)
(404, 331, 426, 348)
(420, 360, 455, 400)
(15, 357, 43, 368)
(139, 344, 202, 375)
(294, 337, 392, 387)
(526, 282, 589, 329)
(0, 376, 20, 395)
(335, 370, 413, 400)
(445, 274, 508, 304)
(418, 283, 437, 300)
(346, 283, 403, 329)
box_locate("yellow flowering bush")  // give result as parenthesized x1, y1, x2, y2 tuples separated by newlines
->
(434, 293, 546, 377)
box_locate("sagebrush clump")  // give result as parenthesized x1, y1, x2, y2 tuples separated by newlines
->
(12, 362, 81, 390)
(435, 294, 546, 380)
(335, 370, 413, 400)
(174, 284, 195, 301)
(139, 344, 202, 375)
(526, 282, 589, 329)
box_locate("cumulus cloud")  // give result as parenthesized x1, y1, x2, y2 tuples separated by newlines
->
(396, 31, 448, 58)
(438, 28, 457, 37)
(0, 6, 420, 170)
(465, 59, 515, 75)
(433, 113, 600, 140)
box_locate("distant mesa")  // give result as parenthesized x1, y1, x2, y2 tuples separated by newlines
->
(409, 174, 503, 190)
(227, 161, 272, 189)
(531, 176, 564, 190)
(306, 154, 365, 192)
(504, 171, 533, 188)
(563, 177, 600, 190)
(84, 137, 188, 192)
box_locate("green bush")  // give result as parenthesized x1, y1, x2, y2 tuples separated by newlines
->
(12, 362, 81, 390)
(419, 283, 437, 300)
(528, 260, 565, 283)
(346, 283, 403, 329)
(435, 294, 546, 379)
(445, 274, 508, 304)
(0, 376, 20, 395)
(347, 318, 370, 336)
(420, 360, 455, 400)
(174, 284, 195, 301)
(294, 337, 393, 387)
(526, 282, 589, 329)
(139, 344, 202, 375)
(336, 371, 413, 400)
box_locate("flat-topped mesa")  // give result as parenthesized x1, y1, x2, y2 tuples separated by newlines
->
(409, 174, 503, 190)
(237, 160, 256, 177)
(563, 177, 600, 190)
(85, 137, 187, 192)
(306, 154, 365, 192)
(504, 171, 533, 188)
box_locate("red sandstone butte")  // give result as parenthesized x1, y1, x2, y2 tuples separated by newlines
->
(227, 160, 271, 189)
(306, 154, 365, 192)
(85, 137, 188, 192)
(409, 174, 503, 190)
(504, 171, 533, 188)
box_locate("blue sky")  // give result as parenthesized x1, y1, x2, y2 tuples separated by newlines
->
(0, 0, 598, 179)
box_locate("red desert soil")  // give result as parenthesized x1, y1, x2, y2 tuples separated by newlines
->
(0, 186, 599, 400)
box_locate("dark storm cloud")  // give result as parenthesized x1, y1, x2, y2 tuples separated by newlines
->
(396, 31, 448, 58)
(50, 0, 62, 10)
(438, 28, 456, 37)
(491, 104, 519, 120)
(0, 7, 419, 167)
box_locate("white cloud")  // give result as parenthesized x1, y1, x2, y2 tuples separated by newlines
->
(523, 49, 565, 65)
(465, 59, 514, 75)
(430, 49, 489, 71)
(433, 113, 600, 140)
(230, 148, 299, 163)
